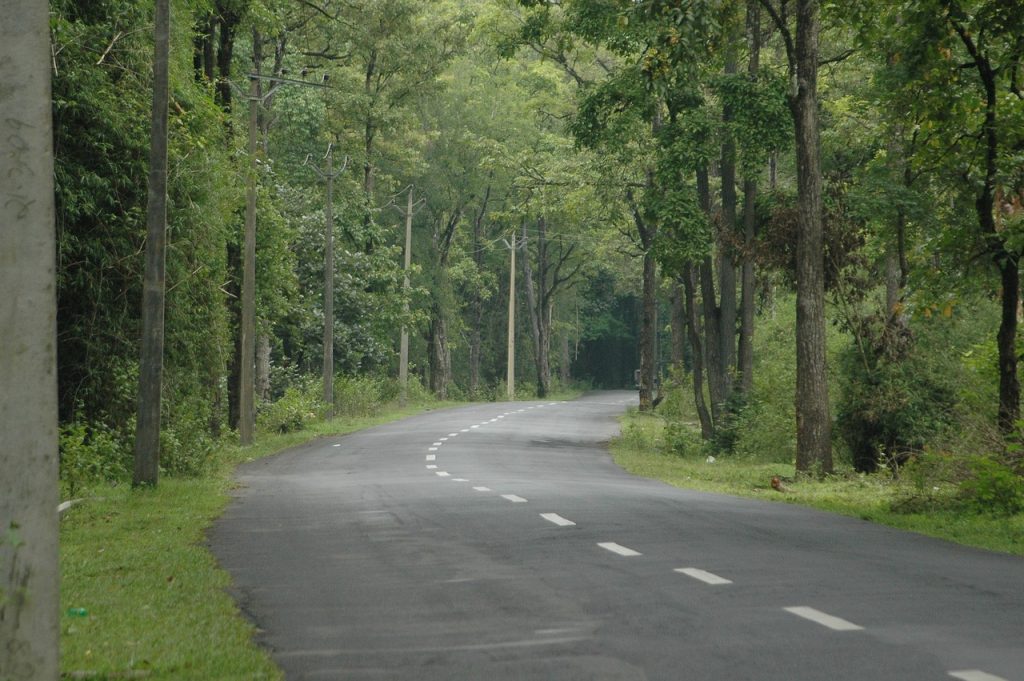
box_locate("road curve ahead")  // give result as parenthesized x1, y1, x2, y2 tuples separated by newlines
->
(210, 391, 1023, 681)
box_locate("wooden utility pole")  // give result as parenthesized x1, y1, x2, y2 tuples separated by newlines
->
(306, 145, 347, 416)
(0, 0, 59, 677)
(133, 0, 171, 486)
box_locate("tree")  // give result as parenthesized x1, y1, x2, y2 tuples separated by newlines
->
(760, 0, 833, 474)
(0, 0, 59, 677)
(133, 0, 171, 486)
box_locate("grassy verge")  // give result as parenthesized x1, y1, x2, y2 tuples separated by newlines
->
(611, 411, 1024, 556)
(59, 402, 451, 680)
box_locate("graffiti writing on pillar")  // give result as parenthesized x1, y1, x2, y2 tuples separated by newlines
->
(3, 118, 37, 221)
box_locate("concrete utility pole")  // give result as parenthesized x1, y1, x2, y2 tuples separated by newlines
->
(234, 71, 329, 444)
(391, 186, 424, 405)
(305, 145, 348, 417)
(239, 74, 259, 445)
(503, 236, 522, 400)
(0, 0, 59, 677)
(133, 0, 171, 486)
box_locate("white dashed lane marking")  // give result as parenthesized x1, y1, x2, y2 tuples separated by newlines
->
(432, 442, 443, 446)
(448, 433, 458, 437)
(428, 447, 438, 451)
(598, 542, 642, 557)
(436, 471, 451, 478)
(332, 444, 341, 447)
(501, 494, 528, 503)
(949, 671, 1009, 681)
(452, 478, 469, 482)
(675, 568, 732, 585)
(426, 465, 437, 470)
(783, 607, 863, 631)
(540, 513, 576, 527)
(472, 486, 492, 492)
(425, 454, 435, 461)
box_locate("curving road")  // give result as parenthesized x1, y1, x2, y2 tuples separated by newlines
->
(210, 391, 1023, 680)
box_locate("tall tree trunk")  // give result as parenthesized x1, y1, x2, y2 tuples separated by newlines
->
(227, 243, 241, 430)
(133, 0, 171, 487)
(697, 164, 724, 422)
(560, 332, 571, 385)
(791, 0, 833, 474)
(428, 307, 451, 401)
(683, 267, 714, 439)
(468, 182, 491, 396)
(256, 334, 271, 403)
(362, 48, 378, 250)
(194, 13, 215, 82)
(719, 51, 739, 402)
(0, 2, 59, 676)
(639, 250, 658, 411)
(214, 2, 238, 112)
(522, 225, 547, 397)
(738, 0, 761, 395)
(996, 259, 1020, 433)
(670, 282, 686, 371)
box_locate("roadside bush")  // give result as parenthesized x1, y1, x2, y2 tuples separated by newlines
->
(258, 377, 326, 433)
(662, 419, 704, 457)
(59, 422, 129, 498)
(334, 374, 416, 416)
(837, 314, 958, 473)
(960, 457, 1024, 516)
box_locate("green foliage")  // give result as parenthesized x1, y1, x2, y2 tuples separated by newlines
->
(836, 315, 958, 473)
(59, 423, 130, 498)
(960, 457, 1024, 517)
(257, 377, 326, 434)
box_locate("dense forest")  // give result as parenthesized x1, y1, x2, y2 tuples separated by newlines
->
(49, 0, 1023, 499)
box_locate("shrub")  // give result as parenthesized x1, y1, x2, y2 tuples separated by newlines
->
(59, 422, 129, 498)
(662, 420, 704, 457)
(837, 314, 958, 473)
(959, 457, 1024, 516)
(258, 377, 326, 433)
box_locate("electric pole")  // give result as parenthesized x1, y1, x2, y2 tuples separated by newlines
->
(391, 186, 424, 405)
(503, 236, 522, 401)
(232, 70, 329, 444)
(305, 145, 348, 417)
(1, 0, 59, 676)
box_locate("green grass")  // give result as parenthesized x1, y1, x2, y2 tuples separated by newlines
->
(60, 402, 452, 680)
(611, 411, 1024, 556)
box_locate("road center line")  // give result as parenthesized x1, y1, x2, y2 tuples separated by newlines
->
(540, 513, 576, 527)
(472, 486, 492, 492)
(784, 606, 863, 631)
(501, 494, 528, 503)
(674, 568, 732, 585)
(598, 542, 642, 557)
(949, 671, 1009, 681)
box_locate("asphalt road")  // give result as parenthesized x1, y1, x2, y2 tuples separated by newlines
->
(210, 391, 1024, 680)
